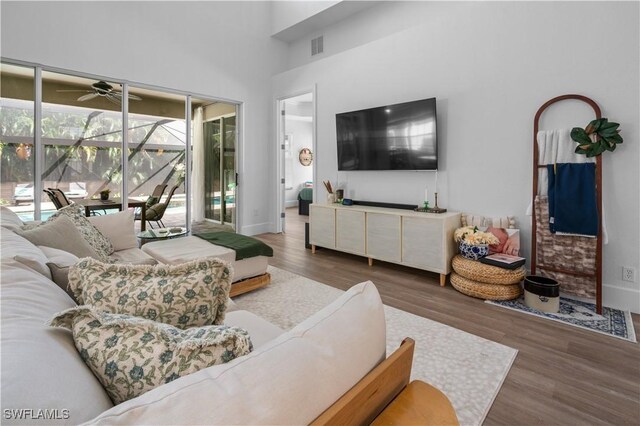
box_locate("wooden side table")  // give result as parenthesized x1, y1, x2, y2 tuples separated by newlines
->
(372, 380, 459, 425)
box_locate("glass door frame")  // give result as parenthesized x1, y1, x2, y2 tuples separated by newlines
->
(1, 57, 243, 232)
(202, 112, 238, 229)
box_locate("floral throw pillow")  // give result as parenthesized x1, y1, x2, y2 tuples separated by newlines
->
(49, 305, 252, 404)
(47, 204, 113, 260)
(68, 257, 233, 328)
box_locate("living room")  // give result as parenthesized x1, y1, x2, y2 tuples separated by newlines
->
(1, 1, 639, 425)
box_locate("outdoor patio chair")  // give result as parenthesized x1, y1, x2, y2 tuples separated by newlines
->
(135, 184, 167, 222)
(144, 184, 179, 228)
(45, 188, 72, 210)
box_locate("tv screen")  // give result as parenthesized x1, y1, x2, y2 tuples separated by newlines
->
(336, 97, 437, 171)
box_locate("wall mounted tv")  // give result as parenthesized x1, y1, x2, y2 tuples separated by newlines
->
(336, 97, 437, 171)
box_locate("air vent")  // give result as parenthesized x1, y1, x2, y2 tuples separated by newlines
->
(311, 36, 324, 56)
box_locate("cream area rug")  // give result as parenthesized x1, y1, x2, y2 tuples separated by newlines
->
(233, 266, 518, 426)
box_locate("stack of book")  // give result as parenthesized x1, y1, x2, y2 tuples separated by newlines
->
(480, 253, 526, 270)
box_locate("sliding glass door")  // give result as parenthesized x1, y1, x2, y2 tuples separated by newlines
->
(203, 115, 236, 228)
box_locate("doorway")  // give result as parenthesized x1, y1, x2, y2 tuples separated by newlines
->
(277, 91, 315, 233)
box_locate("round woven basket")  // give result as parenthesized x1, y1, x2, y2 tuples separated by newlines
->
(451, 255, 525, 285)
(450, 272, 522, 300)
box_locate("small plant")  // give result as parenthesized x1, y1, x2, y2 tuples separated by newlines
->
(454, 226, 499, 246)
(571, 118, 623, 157)
(100, 189, 111, 200)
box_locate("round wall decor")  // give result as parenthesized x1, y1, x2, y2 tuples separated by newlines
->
(299, 148, 313, 166)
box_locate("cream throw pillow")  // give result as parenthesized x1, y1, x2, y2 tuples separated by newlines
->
(88, 210, 137, 251)
(48, 204, 113, 260)
(68, 257, 233, 328)
(17, 216, 101, 259)
(49, 305, 253, 404)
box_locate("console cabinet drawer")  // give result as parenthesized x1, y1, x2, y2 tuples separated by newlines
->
(401, 217, 443, 272)
(366, 213, 401, 262)
(310, 205, 335, 248)
(336, 209, 366, 255)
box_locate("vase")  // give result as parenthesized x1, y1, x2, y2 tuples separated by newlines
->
(327, 193, 336, 204)
(459, 241, 489, 261)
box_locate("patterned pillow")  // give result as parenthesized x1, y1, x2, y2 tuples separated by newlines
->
(68, 257, 233, 328)
(47, 204, 113, 260)
(461, 213, 517, 229)
(49, 306, 252, 404)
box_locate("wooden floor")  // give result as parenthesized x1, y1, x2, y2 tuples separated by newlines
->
(256, 208, 640, 425)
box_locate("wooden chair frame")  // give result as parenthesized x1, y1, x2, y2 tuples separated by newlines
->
(312, 338, 415, 425)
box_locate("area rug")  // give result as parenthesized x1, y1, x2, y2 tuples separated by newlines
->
(233, 266, 518, 426)
(486, 296, 637, 343)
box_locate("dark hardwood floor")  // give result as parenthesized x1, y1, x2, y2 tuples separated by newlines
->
(255, 208, 640, 425)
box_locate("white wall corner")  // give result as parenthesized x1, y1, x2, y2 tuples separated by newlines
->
(603, 284, 640, 314)
(241, 221, 274, 236)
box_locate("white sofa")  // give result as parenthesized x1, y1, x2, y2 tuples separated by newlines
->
(0, 210, 387, 425)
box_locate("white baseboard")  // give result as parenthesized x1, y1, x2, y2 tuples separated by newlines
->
(285, 200, 298, 208)
(603, 284, 640, 313)
(240, 222, 272, 236)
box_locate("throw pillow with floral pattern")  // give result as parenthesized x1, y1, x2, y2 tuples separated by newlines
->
(49, 305, 252, 404)
(68, 257, 233, 328)
(47, 204, 113, 260)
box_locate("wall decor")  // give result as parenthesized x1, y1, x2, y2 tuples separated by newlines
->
(299, 148, 313, 166)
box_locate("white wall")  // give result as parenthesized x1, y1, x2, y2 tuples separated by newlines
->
(284, 102, 314, 206)
(272, 1, 640, 312)
(1, 0, 288, 236)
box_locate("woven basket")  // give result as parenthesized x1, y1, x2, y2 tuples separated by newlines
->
(450, 272, 522, 300)
(451, 255, 525, 285)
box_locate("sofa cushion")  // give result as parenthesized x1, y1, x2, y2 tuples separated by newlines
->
(16, 215, 101, 259)
(50, 306, 253, 405)
(37, 246, 80, 301)
(1, 261, 113, 424)
(88, 210, 138, 251)
(48, 204, 114, 259)
(108, 247, 157, 265)
(0, 227, 50, 279)
(68, 258, 233, 329)
(224, 310, 285, 349)
(88, 281, 386, 425)
(0, 206, 24, 232)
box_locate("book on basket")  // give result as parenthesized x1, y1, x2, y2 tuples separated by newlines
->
(480, 253, 526, 269)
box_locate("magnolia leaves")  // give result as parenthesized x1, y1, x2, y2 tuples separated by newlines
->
(571, 118, 623, 157)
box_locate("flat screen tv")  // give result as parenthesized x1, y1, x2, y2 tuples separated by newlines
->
(336, 97, 437, 171)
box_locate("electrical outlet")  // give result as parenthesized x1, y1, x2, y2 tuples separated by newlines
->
(622, 266, 636, 282)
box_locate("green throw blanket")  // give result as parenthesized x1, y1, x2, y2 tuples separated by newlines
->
(298, 187, 313, 201)
(194, 232, 273, 261)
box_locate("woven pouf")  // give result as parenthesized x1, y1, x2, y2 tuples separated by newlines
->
(450, 272, 522, 301)
(452, 255, 525, 285)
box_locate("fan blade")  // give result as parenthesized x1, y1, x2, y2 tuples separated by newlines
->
(105, 92, 122, 105)
(128, 93, 142, 101)
(78, 93, 99, 102)
(56, 89, 92, 93)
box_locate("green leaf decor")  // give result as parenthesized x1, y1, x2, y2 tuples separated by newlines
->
(571, 118, 623, 157)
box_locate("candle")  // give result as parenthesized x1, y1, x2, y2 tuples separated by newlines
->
(435, 170, 438, 194)
(424, 188, 429, 202)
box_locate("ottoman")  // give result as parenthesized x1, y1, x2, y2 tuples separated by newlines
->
(450, 255, 524, 300)
(142, 236, 270, 297)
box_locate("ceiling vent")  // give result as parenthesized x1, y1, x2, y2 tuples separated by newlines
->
(311, 36, 324, 56)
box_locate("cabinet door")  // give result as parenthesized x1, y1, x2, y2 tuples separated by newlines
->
(310, 206, 335, 248)
(402, 217, 443, 272)
(366, 213, 401, 262)
(336, 209, 365, 255)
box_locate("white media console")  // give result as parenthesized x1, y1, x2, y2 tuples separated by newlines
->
(309, 203, 461, 286)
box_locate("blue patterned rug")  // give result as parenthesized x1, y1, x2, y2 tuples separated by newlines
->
(486, 296, 636, 343)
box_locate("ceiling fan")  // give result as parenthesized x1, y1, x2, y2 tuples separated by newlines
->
(57, 80, 142, 104)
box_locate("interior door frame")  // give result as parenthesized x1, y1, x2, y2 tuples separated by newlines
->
(275, 85, 317, 233)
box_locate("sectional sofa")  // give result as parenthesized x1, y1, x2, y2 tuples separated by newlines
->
(0, 208, 398, 424)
